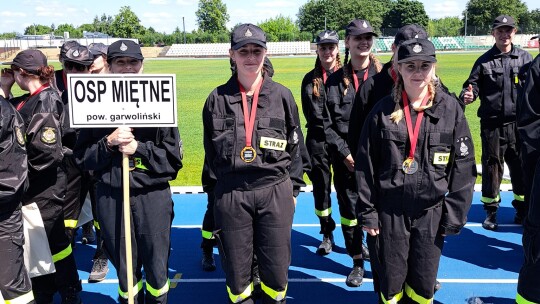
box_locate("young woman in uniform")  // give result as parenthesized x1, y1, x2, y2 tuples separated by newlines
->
(1, 49, 82, 304)
(356, 39, 477, 302)
(202, 23, 305, 304)
(323, 19, 381, 287)
(300, 30, 342, 256)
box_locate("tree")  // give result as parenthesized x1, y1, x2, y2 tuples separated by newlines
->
(519, 9, 540, 33)
(54, 24, 82, 38)
(110, 6, 145, 38)
(258, 15, 300, 42)
(93, 14, 114, 34)
(464, 0, 528, 34)
(428, 17, 463, 36)
(382, 0, 429, 29)
(24, 24, 52, 35)
(195, 0, 229, 34)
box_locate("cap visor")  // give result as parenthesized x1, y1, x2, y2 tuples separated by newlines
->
(2, 61, 14, 65)
(316, 39, 339, 45)
(492, 24, 516, 29)
(232, 40, 267, 50)
(348, 30, 378, 37)
(398, 55, 437, 64)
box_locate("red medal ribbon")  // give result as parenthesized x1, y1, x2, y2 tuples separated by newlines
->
(322, 68, 327, 84)
(16, 83, 50, 111)
(402, 91, 430, 160)
(239, 77, 263, 148)
(351, 61, 370, 91)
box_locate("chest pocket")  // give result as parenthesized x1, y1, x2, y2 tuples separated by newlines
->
(256, 117, 286, 163)
(212, 116, 235, 159)
(379, 129, 407, 171)
(428, 132, 453, 175)
(482, 66, 504, 88)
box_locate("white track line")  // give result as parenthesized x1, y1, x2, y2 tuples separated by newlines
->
(82, 278, 517, 284)
(172, 223, 521, 229)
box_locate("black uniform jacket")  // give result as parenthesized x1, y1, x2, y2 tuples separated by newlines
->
(356, 87, 477, 235)
(74, 127, 183, 191)
(460, 44, 532, 126)
(324, 63, 378, 160)
(0, 97, 28, 212)
(202, 75, 305, 197)
(10, 88, 65, 205)
(301, 68, 331, 131)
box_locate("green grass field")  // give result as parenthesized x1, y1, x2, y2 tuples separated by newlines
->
(10, 50, 537, 185)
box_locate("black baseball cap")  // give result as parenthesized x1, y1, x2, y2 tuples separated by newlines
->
(88, 43, 108, 57)
(394, 24, 428, 46)
(345, 19, 378, 37)
(107, 40, 144, 63)
(3, 49, 47, 74)
(397, 38, 437, 63)
(231, 23, 267, 50)
(492, 15, 516, 29)
(316, 30, 339, 45)
(64, 46, 94, 66)
(60, 40, 81, 60)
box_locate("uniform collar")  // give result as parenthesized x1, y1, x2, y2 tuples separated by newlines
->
(228, 74, 271, 108)
(423, 87, 446, 120)
(492, 43, 519, 58)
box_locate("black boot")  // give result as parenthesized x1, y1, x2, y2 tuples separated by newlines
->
(346, 258, 364, 287)
(482, 207, 498, 231)
(511, 200, 528, 225)
(201, 247, 216, 272)
(60, 283, 82, 304)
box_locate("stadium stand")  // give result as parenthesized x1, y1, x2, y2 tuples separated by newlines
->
(165, 41, 311, 57)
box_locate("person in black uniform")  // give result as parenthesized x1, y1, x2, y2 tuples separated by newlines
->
(300, 29, 342, 256)
(88, 42, 109, 74)
(323, 19, 380, 287)
(51, 40, 81, 95)
(0, 95, 34, 303)
(516, 36, 540, 304)
(202, 23, 305, 304)
(1, 49, 82, 304)
(356, 38, 477, 303)
(460, 15, 533, 230)
(74, 40, 183, 304)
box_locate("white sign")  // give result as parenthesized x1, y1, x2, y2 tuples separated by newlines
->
(67, 74, 177, 128)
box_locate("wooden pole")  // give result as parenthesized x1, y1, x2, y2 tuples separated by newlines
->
(122, 154, 134, 304)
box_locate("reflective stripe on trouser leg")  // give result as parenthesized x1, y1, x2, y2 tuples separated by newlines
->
(516, 293, 536, 304)
(381, 291, 403, 304)
(261, 281, 287, 301)
(315, 207, 331, 217)
(52, 244, 73, 263)
(202, 230, 214, 240)
(4, 290, 34, 304)
(227, 283, 253, 303)
(146, 279, 170, 298)
(405, 283, 433, 304)
(64, 219, 78, 229)
(514, 194, 525, 202)
(480, 194, 500, 204)
(118, 280, 144, 299)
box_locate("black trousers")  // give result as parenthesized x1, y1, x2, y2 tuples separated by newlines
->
(517, 158, 540, 302)
(0, 208, 34, 303)
(373, 205, 444, 302)
(62, 156, 84, 241)
(331, 154, 363, 257)
(97, 185, 173, 304)
(214, 179, 294, 304)
(201, 194, 217, 248)
(305, 129, 335, 235)
(480, 122, 525, 208)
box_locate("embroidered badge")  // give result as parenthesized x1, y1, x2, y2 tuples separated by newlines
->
(323, 32, 329, 39)
(413, 44, 422, 53)
(120, 42, 128, 51)
(73, 49, 80, 57)
(362, 21, 368, 28)
(457, 136, 471, 157)
(502, 17, 508, 23)
(41, 127, 57, 144)
(15, 126, 25, 146)
(414, 34, 419, 38)
(260, 136, 287, 151)
(245, 29, 253, 37)
(433, 152, 450, 165)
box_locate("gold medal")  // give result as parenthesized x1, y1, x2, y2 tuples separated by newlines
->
(402, 157, 418, 174)
(240, 146, 256, 163)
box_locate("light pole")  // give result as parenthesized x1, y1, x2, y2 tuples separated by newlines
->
(183, 17, 186, 44)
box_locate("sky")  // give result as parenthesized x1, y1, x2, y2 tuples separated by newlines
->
(2, 0, 540, 35)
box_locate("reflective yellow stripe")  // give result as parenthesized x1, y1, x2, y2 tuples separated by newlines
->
(227, 283, 253, 303)
(340, 216, 358, 227)
(133, 157, 148, 170)
(202, 230, 214, 240)
(118, 280, 144, 299)
(4, 290, 34, 304)
(315, 207, 332, 217)
(404, 283, 432, 304)
(481, 194, 500, 204)
(381, 291, 404, 304)
(52, 244, 73, 263)
(64, 219, 78, 228)
(516, 292, 537, 304)
(93, 220, 101, 231)
(146, 279, 170, 298)
(261, 281, 287, 301)
(514, 194, 525, 202)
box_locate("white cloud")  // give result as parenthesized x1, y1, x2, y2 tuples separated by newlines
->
(149, 0, 170, 5)
(255, 1, 296, 8)
(425, 1, 463, 19)
(0, 11, 26, 17)
(176, 0, 196, 5)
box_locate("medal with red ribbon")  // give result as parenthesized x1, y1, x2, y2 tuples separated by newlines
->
(401, 91, 430, 174)
(351, 61, 370, 91)
(239, 78, 263, 163)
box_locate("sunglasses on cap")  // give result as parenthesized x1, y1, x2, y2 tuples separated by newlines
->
(64, 61, 88, 72)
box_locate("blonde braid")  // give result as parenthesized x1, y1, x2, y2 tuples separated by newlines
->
(342, 48, 351, 96)
(390, 75, 404, 124)
(369, 53, 382, 73)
